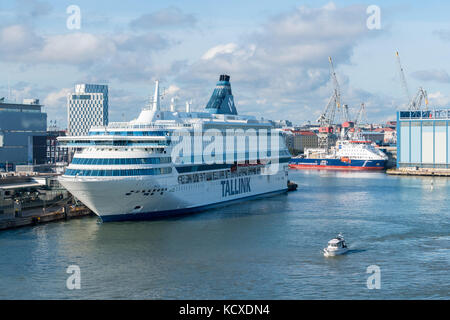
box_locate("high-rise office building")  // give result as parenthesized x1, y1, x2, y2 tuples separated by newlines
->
(67, 84, 108, 136)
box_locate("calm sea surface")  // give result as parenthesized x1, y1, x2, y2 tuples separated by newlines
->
(0, 170, 449, 299)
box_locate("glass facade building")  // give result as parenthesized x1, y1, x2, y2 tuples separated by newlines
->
(67, 84, 108, 136)
(397, 109, 450, 168)
(0, 100, 47, 167)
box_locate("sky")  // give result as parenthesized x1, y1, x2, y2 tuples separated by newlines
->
(2, 0, 450, 128)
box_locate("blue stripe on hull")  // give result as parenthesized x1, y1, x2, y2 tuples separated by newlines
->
(100, 188, 288, 222)
(289, 158, 386, 168)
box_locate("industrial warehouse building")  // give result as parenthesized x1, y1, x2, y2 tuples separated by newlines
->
(0, 99, 47, 170)
(397, 109, 450, 168)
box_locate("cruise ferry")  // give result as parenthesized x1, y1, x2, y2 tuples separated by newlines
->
(58, 75, 291, 221)
(289, 140, 388, 170)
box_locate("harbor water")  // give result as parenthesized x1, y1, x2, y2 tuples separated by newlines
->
(0, 170, 449, 299)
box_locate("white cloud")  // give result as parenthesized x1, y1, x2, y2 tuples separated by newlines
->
(165, 84, 180, 96)
(43, 88, 71, 108)
(15, 0, 52, 18)
(38, 33, 115, 65)
(0, 24, 172, 81)
(130, 6, 196, 30)
(175, 2, 378, 124)
(412, 69, 450, 83)
(202, 43, 238, 60)
(434, 29, 450, 41)
(0, 25, 42, 55)
(0, 2, 396, 125)
(428, 91, 450, 107)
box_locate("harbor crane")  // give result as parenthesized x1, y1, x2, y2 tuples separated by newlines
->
(354, 103, 368, 127)
(395, 51, 429, 111)
(409, 87, 429, 111)
(396, 51, 411, 105)
(329, 56, 342, 114)
(342, 103, 371, 140)
(340, 104, 355, 140)
(342, 104, 351, 123)
(317, 57, 341, 149)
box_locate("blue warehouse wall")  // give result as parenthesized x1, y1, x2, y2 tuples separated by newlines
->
(0, 110, 47, 165)
(397, 111, 450, 169)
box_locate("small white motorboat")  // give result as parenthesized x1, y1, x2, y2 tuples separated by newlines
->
(323, 233, 348, 257)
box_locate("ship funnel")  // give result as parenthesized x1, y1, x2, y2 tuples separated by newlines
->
(152, 80, 160, 111)
(205, 74, 237, 115)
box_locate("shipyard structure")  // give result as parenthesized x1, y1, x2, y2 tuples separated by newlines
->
(397, 109, 450, 169)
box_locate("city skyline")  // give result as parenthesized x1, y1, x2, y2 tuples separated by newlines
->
(2, 0, 450, 127)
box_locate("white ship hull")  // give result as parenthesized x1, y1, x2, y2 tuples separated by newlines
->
(59, 169, 288, 222)
(58, 75, 292, 222)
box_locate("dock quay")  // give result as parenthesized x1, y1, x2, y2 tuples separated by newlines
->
(378, 146, 397, 169)
(1, 173, 94, 230)
(0, 205, 93, 231)
(387, 168, 450, 177)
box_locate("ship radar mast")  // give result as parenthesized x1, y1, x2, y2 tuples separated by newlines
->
(152, 80, 160, 111)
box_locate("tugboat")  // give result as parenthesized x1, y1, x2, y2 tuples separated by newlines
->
(323, 233, 348, 257)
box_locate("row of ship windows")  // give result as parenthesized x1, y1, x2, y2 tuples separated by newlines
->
(71, 157, 172, 165)
(178, 166, 262, 184)
(175, 150, 291, 160)
(89, 131, 169, 136)
(64, 168, 172, 176)
(88, 131, 288, 137)
(66, 141, 170, 146)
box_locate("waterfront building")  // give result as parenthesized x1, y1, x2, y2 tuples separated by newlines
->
(370, 128, 397, 145)
(46, 130, 69, 164)
(282, 130, 294, 152)
(382, 128, 397, 144)
(397, 109, 450, 169)
(282, 129, 318, 155)
(295, 131, 319, 152)
(0, 99, 47, 169)
(360, 131, 385, 144)
(271, 119, 293, 128)
(67, 84, 108, 136)
(386, 121, 397, 129)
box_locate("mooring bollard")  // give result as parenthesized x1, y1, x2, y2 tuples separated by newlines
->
(64, 205, 69, 220)
(32, 216, 40, 225)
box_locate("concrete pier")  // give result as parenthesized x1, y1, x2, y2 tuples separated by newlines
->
(387, 168, 450, 177)
(0, 205, 94, 231)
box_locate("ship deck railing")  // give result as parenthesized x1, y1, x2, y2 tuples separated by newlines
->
(91, 122, 193, 130)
